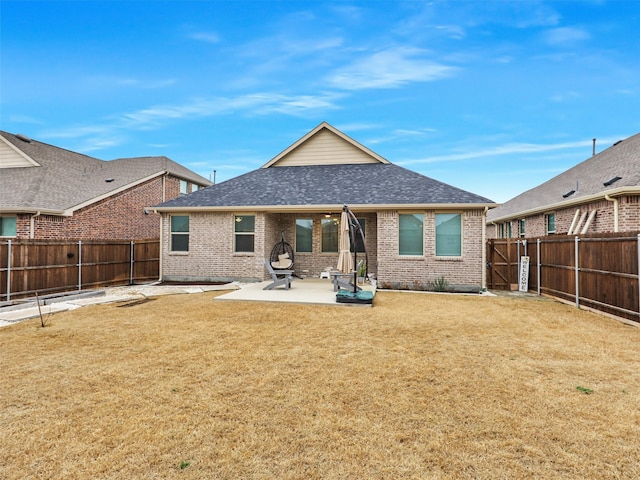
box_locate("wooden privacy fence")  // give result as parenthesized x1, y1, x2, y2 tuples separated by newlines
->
(487, 233, 640, 323)
(0, 239, 160, 301)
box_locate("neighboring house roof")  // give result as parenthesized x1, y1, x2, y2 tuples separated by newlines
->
(0, 131, 212, 215)
(487, 132, 640, 223)
(153, 122, 495, 213)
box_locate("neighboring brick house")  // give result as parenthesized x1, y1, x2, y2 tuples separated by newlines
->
(0, 131, 211, 240)
(152, 122, 497, 290)
(487, 132, 640, 239)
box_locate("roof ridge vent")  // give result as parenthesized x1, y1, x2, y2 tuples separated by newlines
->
(603, 175, 622, 187)
(16, 133, 32, 143)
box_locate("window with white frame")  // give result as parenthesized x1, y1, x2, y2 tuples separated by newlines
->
(546, 213, 556, 234)
(295, 218, 313, 253)
(435, 213, 462, 257)
(519, 219, 526, 238)
(399, 213, 423, 256)
(0, 216, 17, 237)
(234, 215, 255, 252)
(170, 215, 189, 252)
(179, 180, 188, 195)
(321, 217, 339, 253)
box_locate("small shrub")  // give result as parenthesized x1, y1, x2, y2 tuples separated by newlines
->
(179, 460, 190, 470)
(430, 276, 449, 292)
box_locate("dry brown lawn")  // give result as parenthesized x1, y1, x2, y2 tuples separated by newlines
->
(2, 291, 640, 479)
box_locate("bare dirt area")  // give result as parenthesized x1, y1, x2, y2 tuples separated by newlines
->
(2, 291, 639, 479)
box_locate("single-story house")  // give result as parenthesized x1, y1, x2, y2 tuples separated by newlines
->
(152, 122, 497, 291)
(487, 132, 640, 238)
(0, 131, 211, 240)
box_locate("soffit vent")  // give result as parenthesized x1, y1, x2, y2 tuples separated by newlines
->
(603, 176, 622, 187)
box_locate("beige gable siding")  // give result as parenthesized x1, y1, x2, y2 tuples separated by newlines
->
(0, 140, 39, 168)
(272, 129, 380, 167)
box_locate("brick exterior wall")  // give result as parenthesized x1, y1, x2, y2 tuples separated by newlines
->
(377, 209, 484, 289)
(12, 175, 192, 240)
(488, 195, 640, 239)
(161, 209, 485, 289)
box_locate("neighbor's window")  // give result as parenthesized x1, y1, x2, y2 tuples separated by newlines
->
(399, 213, 423, 256)
(235, 215, 255, 252)
(321, 217, 339, 253)
(0, 216, 17, 237)
(296, 218, 313, 253)
(179, 180, 188, 195)
(519, 219, 526, 238)
(436, 213, 462, 257)
(498, 223, 505, 239)
(170, 215, 189, 252)
(546, 213, 556, 234)
(506, 222, 512, 238)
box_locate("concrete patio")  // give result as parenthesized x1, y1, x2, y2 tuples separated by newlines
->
(215, 277, 376, 307)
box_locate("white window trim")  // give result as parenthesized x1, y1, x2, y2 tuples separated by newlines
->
(435, 211, 463, 259)
(169, 215, 189, 254)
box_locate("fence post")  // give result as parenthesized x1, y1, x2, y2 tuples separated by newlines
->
(6, 240, 11, 302)
(637, 234, 640, 317)
(78, 240, 82, 291)
(130, 241, 134, 285)
(537, 238, 541, 296)
(575, 236, 580, 308)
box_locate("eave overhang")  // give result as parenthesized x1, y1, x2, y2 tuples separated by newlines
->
(487, 186, 640, 224)
(151, 202, 499, 214)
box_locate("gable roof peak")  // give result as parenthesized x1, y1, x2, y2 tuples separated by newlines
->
(262, 121, 390, 168)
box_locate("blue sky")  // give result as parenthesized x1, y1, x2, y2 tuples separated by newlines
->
(1, 0, 639, 203)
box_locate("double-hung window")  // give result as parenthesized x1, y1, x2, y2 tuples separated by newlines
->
(179, 180, 188, 195)
(519, 219, 526, 238)
(235, 215, 255, 252)
(321, 217, 339, 253)
(546, 213, 556, 234)
(170, 215, 189, 252)
(295, 219, 313, 253)
(0, 216, 17, 237)
(435, 213, 462, 257)
(399, 213, 423, 256)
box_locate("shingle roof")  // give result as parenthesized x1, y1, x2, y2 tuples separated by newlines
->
(487, 132, 640, 222)
(0, 131, 211, 214)
(154, 162, 495, 210)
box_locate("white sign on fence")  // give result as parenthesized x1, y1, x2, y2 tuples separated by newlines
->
(519, 256, 530, 292)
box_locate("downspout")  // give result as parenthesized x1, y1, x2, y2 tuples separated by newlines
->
(30, 211, 41, 239)
(482, 207, 488, 291)
(604, 194, 619, 232)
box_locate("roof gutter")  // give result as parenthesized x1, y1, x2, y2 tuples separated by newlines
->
(487, 186, 638, 224)
(151, 202, 499, 214)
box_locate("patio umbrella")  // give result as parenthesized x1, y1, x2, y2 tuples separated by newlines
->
(336, 209, 354, 274)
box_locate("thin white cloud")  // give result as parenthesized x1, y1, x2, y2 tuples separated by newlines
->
(397, 139, 603, 166)
(40, 92, 343, 150)
(542, 27, 590, 46)
(188, 31, 221, 44)
(327, 47, 457, 90)
(87, 75, 176, 89)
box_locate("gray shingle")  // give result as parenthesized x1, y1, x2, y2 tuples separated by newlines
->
(0, 131, 211, 213)
(487, 132, 640, 222)
(155, 163, 495, 209)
